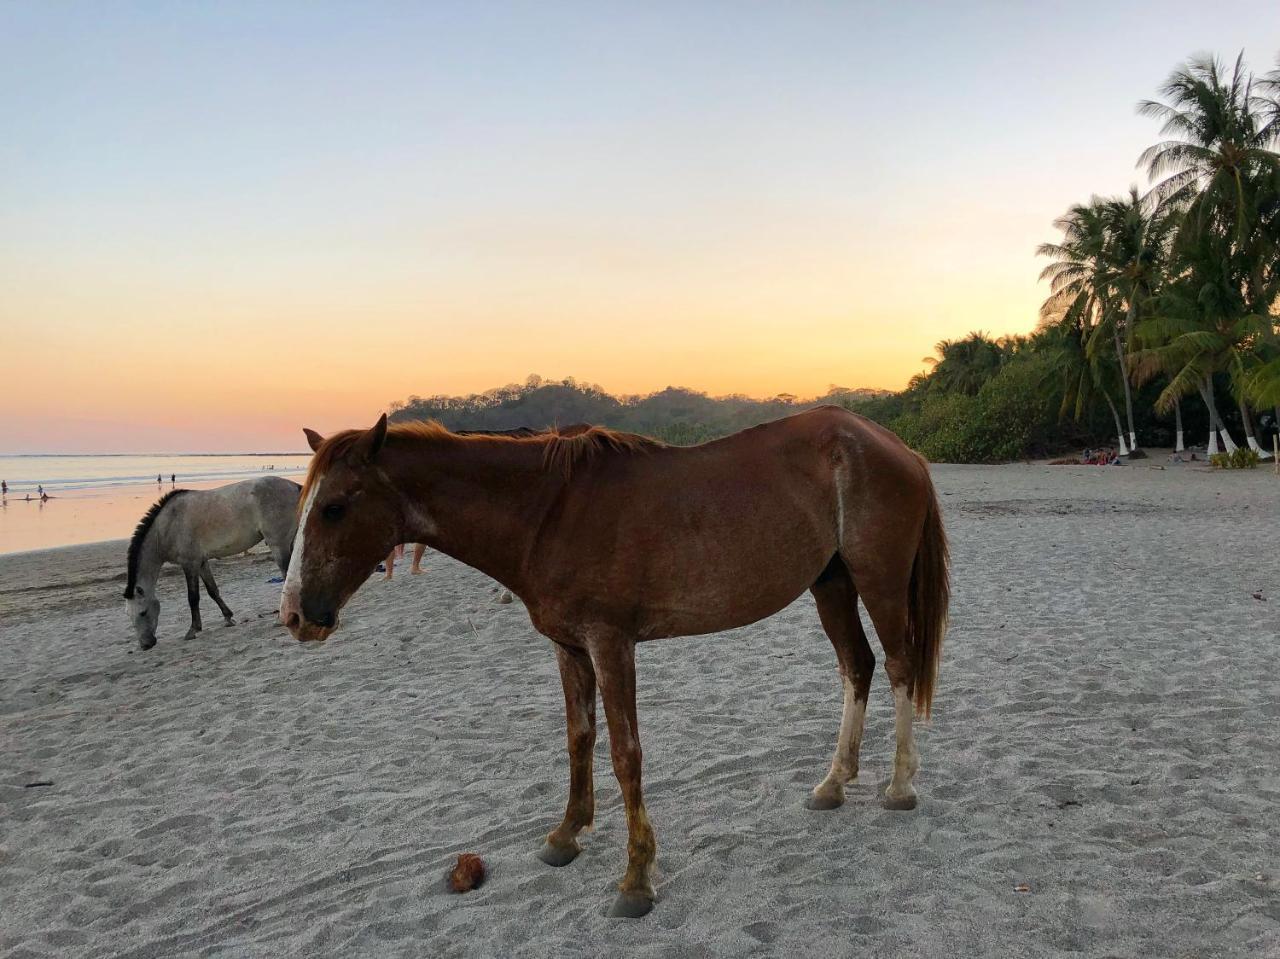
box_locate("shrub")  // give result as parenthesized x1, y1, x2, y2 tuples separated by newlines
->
(1210, 448, 1261, 469)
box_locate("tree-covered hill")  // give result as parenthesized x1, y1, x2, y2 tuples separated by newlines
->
(389, 375, 890, 445)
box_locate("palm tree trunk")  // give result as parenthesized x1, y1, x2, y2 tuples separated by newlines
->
(1199, 377, 1237, 454)
(1100, 386, 1128, 456)
(1174, 398, 1185, 452)
(1112, 328, 1138, 452)
(1239, 400, 1271, 458)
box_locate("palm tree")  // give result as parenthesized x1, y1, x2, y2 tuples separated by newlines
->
(1138, 53, 1280, 231)
(1132, 221, 1274, 454)
(1038, 200, 1146, 454)
(1037, 316, 1131, 453)
(923, 331, 1006, 396)
(1100, 188, 1177, 450)
(1137, 52, 1280, 456)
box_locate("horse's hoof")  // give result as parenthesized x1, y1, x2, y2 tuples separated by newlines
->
(608, 891, 654, 919)
(138, 639, 156, 651)
(183, 631, 198, 641)
(883, 791, 918, 811)
(537, 840, 581, 867)
(806, 789, 845, 811)
(224, 617, 236, 627)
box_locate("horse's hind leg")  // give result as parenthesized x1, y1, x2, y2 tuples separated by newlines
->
(199, 562, 235, 626)
(538, 643, 597, 867)
(807, 556, 875, 811)
(183, 568, 203, 640)
(851, 555, 920, 811)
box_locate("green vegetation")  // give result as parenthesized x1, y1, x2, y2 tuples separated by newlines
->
(1210, 448, 1262, 470)
(392, 52, 1280, 464)
(389, 375, 890, 446)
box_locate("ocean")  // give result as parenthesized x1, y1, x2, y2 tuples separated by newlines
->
(0, 454, 313, 555)
(0, 453, 311, 495)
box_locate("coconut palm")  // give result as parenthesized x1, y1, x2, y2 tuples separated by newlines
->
(923, 331, 1007, 396)
(1038, 199, 1147, 453)
(1136, 51, 1280, 455)
(1138, 53, 1280, 231)
(1037, 316, 1131, 453)
(1132, 221, 1274, 454)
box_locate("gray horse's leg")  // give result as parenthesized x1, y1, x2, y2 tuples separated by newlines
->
(184, 568, 203, 640)
(200, 562, 235, 626)
(268, 542, 291, 577)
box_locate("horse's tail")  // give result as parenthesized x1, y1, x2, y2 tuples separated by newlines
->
(907, 468, 950, 718)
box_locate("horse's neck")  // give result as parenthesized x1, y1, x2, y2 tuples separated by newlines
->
(386, 437, 556, 592)
(136, 526, 167, 589)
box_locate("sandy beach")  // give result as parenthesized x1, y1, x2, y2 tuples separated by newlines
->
(2, 462, 1277, 958)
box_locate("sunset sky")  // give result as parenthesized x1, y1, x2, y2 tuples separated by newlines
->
(2, 1, 1278, 452)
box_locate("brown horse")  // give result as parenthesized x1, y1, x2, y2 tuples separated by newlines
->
(279, 406, 949, 918)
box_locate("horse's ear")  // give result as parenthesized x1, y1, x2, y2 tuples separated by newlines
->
(303, 428, 325, 453)
(354, 413, 388, 463)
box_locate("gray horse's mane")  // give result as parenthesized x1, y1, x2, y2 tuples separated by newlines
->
(124, 489, 191, 599)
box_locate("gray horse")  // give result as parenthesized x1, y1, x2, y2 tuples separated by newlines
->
(124, 476, 301, 649)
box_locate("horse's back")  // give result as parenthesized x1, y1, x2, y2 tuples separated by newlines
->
(167, 478, 298, 561)
(533, 406, 929, 638)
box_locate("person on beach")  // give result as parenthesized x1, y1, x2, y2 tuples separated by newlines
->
(383, 544, 427, 579)
(383, 543, 405, 580)
(37, 484, 44, 497)
(410, 544, 426, 574)
(171, 473, 176, 484)
(157, 474, 162, 484)
(1, 480, 7, 496)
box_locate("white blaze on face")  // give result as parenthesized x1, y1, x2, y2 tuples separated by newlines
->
(279, 476, 322, 624)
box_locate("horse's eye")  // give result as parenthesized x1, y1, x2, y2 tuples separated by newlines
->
(322, 503, 346, 522)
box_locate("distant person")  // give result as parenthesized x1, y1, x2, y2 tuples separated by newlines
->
(40, 491, 48, 503)
(171, 473, 176, 484)
(157, 474, 162, 484)
(37, 484, 43, 496)
(1, 480, 7, 496)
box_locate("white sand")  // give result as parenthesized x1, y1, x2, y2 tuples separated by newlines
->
(2, 463, 1278, 958)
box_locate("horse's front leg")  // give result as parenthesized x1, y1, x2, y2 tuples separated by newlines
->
(183, 568, 203, 640)
(589, 637, 656, 918)
(199, 562, 235, 626)
(538, 643, 597, 867)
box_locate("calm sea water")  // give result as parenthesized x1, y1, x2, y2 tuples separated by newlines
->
(0, 454, 312, 495)
(0, 454, 315, 554)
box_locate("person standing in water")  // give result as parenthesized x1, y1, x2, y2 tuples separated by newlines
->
(1, 480, 7, 496)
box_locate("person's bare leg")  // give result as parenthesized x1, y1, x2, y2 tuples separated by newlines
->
(383, 547, 396, 580)
(410, 543, 426, 574)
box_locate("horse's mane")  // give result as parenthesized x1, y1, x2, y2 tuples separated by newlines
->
(124, 489, 192, 599)
(301, 421, 662, 504)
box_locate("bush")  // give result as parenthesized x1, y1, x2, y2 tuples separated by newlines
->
(875, 355, 1059, 463)
(1209, 448, 1261, 469)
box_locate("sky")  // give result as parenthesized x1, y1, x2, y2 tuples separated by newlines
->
(2, 1, 1279, 452)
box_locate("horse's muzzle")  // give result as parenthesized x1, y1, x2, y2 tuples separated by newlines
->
(284, 614, 335, 642)
(279, 581, 338, 642)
